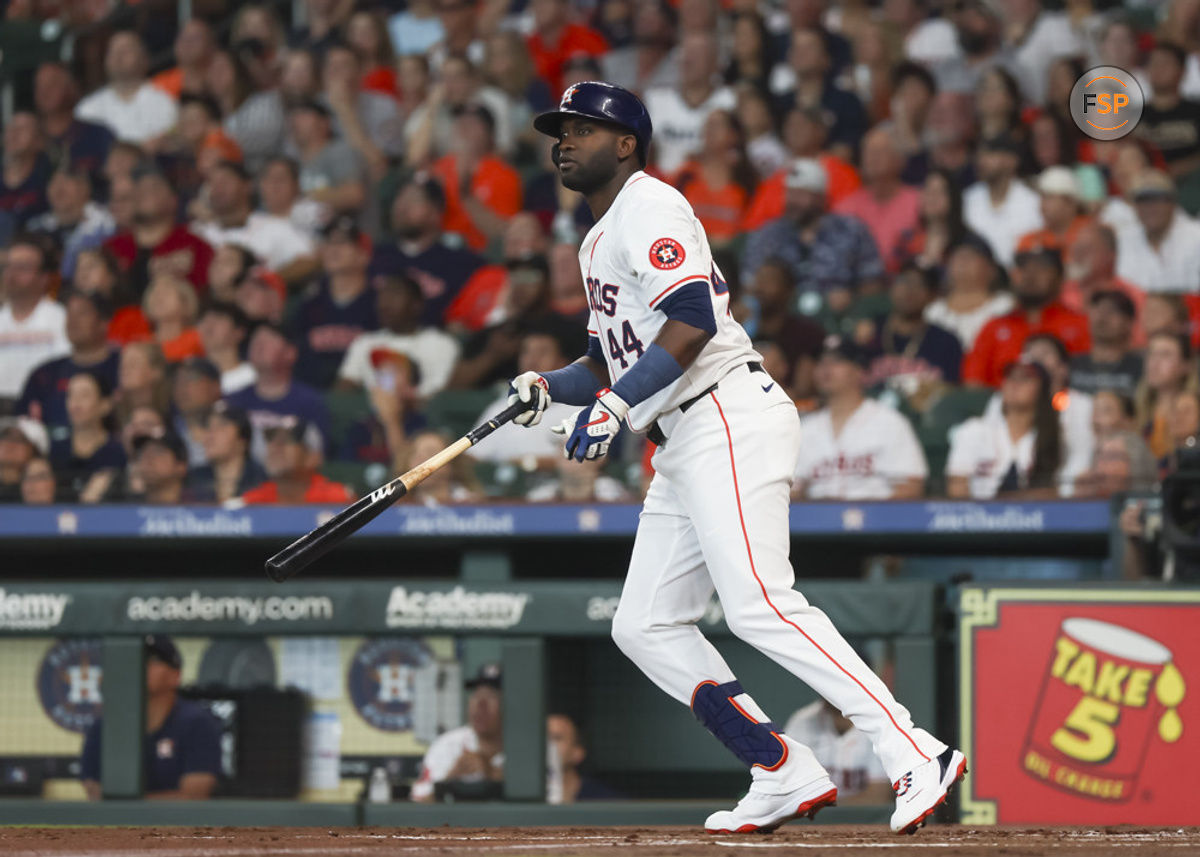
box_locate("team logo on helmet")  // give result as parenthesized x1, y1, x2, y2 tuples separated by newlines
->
(649, 237, 685, 271)
(37, 638, 104, 733)
(561, 85, 579, 108)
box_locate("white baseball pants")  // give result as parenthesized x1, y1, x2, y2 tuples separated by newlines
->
(611, 366, 947, 782)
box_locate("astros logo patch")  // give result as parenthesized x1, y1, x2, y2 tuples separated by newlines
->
(650, 237, 685, 270)
(37, 638, 104, 733)
(347, 638, 433, 732)
(561, 85, 579, 107)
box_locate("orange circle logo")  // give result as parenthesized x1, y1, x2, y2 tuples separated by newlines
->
(1069, 66, 1144, 141)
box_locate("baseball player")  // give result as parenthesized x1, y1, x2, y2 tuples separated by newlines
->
(509, 81, 965, 835)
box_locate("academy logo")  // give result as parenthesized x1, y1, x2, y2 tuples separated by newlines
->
(37, 639, 104, 733)
(385, 585, 530, 629)
(0, 588, 71, 630)
(649, 237, 685, 270)
(347, 638, 433, 732)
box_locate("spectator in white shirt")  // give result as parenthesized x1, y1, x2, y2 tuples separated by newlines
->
(785, 698, 891, 804)
(963, 133, 1043, 267)
(193, 160, 317, 282)
(74, 31, 179, 145)
(884, 0, 961, 66)
(411, 664, 504, 802)
(256, 156, 326, 239)
(1115, 170, 1200, 294)
(1005, 0, 1085, 104)
(924, 236, 1015, 351)
(0, 235, 69, 402)
(793, 337, 928, 500)
(337, 272, 460, 400)
(644, 31, 736, 175)
(947, 358, 1064, 499)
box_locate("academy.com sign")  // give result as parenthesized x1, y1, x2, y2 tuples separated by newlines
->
(386, 586, 530, 629)
(0, 588, 71, 630)
(126, 591, 334, 626)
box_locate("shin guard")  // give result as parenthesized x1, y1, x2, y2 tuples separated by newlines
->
(690, 680, 787, 770)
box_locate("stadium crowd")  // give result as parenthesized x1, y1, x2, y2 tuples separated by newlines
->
(1, 0, 1199, 508)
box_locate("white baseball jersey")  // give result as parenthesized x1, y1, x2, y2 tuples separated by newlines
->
(577, 171, 759, 431)
(947, 412, 1040, 498)
(794, 399, 928, 500)
(409, 725, 504, 801)
(982, 389, 1093, 497)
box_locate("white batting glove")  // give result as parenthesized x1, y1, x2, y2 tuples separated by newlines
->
(508, 371, 551, 426)
(552, 388, 629, 461)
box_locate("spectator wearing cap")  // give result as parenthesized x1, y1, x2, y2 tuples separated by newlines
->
(151, 18, 217, 101)
(1140, 43, 1200, 180)
(288, 99, 370, 230)
(643, 31, 736, 176)
(240, 417, 352, 505)
(235, 267, 288, 326)
(34, 62, 115, 180)
(225, 324, 331, 465)
(337, 272, 460, 399)
(82, 635, 221, 800)
(448, 254, 587, 390)
(770, 27, 868, 161)
(321, 42, 405, 177)
(793, 337, 928, 500)
(0, 234, 69, 404)
(964, 246, 1089, 387)
(27, 167, 116, 280)
(963, 134, 1043, 268)
(197, 302, 256, 394)
(188, 402, 266, 504)
(51, 371, 126, 503)
(1066, 288, 1144, 400)
(17, 291, 119, 432)
(373, 176, 485, 327)
(429, 104, 523, 253)
(742, 158, 885, 303)
(143, 275, 204, 363)
(1015, 167, 1090, 257)
(1060, 223, 1146, 343)
(104, 165, 215, 299)
(172, 358, 223, 467)
(1115, 170, 1200, 294)
(0, 417, 50, 503)
(601, 0, 679, 95)
(74, 31, 179, 145)
(257, 157, 325, 242)
(129, 429, 194, 504)
(948, 358, 1065, 499)
(293, 216, 378, 389)
(526, 0, 609, 96)
(741, 106, 862, 232)
(192, 160, 317, 283)
(411, 663, 504, 802)
(834, 127, 921, 273)
(866, 263, 964, 401)
(742, 259, 825, 400)
(0, 112, 51, 229)
(924, 237, 1015, 352)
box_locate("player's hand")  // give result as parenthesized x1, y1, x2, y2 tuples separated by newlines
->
(508, 372, 550, 426)
(553, 388, 629, 461)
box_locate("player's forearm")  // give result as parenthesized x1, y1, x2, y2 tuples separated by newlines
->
(652, 319, 712, 372)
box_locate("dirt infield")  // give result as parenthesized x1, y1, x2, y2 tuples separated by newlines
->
(1, 826, 1199, 857)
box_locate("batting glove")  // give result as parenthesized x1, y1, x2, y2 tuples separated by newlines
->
(508, 371, 551, 426)
(554, 388, 629, 461)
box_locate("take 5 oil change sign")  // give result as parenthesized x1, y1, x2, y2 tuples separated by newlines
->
(958, 588, 1197, 824)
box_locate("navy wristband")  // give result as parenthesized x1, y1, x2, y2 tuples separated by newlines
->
(542, 360, 604, 406)
(610, 343, 683, 407)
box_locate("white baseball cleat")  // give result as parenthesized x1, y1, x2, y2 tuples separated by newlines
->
(705, 775, 838, 835)
(890, 747, 967, 835)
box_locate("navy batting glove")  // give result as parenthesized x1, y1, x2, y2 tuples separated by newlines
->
(552, 388, 630, 462)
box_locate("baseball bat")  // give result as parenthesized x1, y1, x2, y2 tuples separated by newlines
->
(265, 393, 537, 582)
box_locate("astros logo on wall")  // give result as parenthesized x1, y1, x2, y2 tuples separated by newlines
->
(37, 638, 104, 733)
(347, 638, 433, 732)
(649, 237, 685, 270)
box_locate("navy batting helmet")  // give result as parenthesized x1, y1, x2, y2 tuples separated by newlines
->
(534, 81, 653, 166)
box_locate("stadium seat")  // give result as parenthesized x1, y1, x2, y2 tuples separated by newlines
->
(325, 387, 373, 443)
(917, 387, 993, 494)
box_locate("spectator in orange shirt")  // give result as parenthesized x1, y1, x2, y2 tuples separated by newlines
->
(742, 105, 860, 232)
(1060, 222, 1146, 344)
(142, 274, 204, 363)
(240, 417, 353, 505)
(345, 8, 399, 97)
(1015, 167, 1090, 256)
(430, 104, 522, 252)
(963, 247, 1090, 388)
(71, 247, 151, 346)
(526, 0, 609, 95)
(151, 19, 217, 100)
(674, 110, 757, 249)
